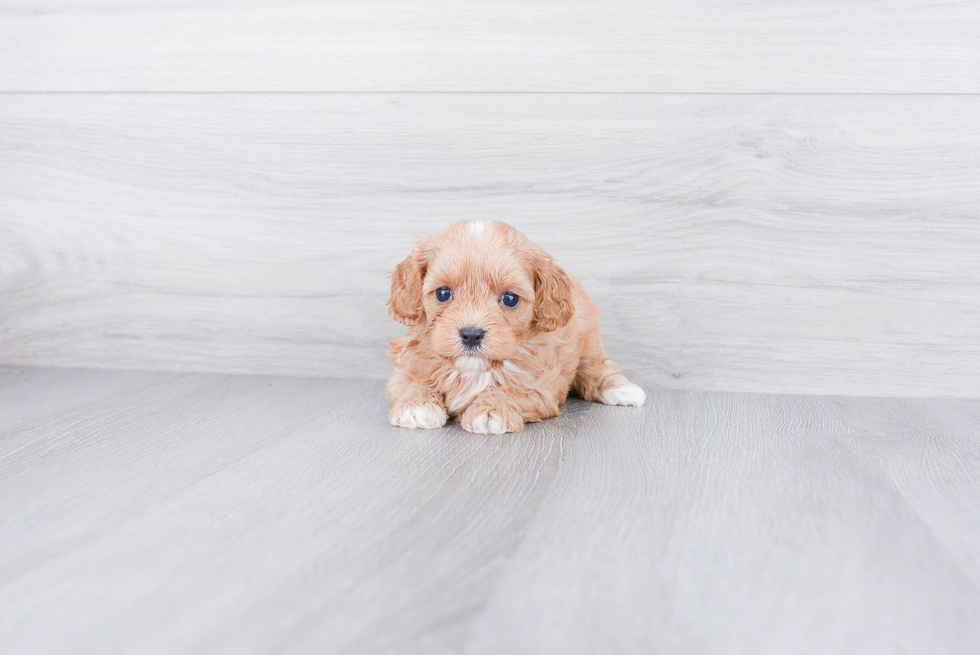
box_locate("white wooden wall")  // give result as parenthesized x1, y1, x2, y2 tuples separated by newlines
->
(1, 1, 979, 397)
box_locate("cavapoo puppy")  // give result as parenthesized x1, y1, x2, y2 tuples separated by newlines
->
(387, 220, 645, 434)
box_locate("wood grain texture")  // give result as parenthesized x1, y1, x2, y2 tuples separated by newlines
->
(1, 367, 979, 654)
(1, 1, 979, 92)
(465, 393, 980, 654)
(0, 366, 177, 446)
(2, 94, 979, 396)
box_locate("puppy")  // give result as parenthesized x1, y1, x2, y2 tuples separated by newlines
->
(386, 220, 645, 434)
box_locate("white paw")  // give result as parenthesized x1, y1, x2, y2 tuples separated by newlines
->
(468, 412, 509, 435)
(601, 382, 646, 407)
(390, 403, 448, 429)
(461, 406, 524, 434)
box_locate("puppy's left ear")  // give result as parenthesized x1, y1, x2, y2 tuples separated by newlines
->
(388, 241, 428, 325)
(532, 253, 574, 332)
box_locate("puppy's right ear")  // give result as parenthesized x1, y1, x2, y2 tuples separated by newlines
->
(388, 242, 428, 325)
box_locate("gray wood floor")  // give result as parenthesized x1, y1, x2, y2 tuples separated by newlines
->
(1, 366, 979, 654)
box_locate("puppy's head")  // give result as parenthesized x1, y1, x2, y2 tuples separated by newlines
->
(388, 220, 574, 363)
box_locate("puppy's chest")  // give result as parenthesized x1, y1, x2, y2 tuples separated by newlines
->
(443, 359, 527, 414)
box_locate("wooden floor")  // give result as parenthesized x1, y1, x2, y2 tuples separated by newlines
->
(1, 366, 979, 654)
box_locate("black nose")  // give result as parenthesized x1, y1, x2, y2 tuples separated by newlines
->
(459, 327, 486, 348)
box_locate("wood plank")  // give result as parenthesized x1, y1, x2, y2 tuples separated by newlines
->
(0, 372, 373, 585)
(1, 94, 979, 396)
(0, 370, 568, 654)
(464, 393, 980, 654)
(1, 368, 978, 653)
(0, 366, 177, 435)
(1, 1, 978, 93)
(831, 396, 980, 589)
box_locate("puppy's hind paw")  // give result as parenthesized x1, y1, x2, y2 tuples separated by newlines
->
(390, 403, 448, 429)
(601, 382, 646, 407)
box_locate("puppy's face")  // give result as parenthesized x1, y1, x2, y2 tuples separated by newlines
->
(389, 220, 574, 364)
(421, 229, 534, 363)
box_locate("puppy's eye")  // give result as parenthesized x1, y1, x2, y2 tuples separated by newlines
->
(435, 287, 453, 302)
(500, 292, 520, 308)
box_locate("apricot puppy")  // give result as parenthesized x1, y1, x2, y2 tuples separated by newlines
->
(386, 220, 645, 434)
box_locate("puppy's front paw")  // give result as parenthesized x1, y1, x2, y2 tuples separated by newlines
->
(390, 403, 448, 429)
(461, 403, 524, 435)
(601, 381, 646, 407)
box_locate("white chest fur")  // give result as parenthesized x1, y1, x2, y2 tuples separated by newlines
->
(447, 356, 495, 413)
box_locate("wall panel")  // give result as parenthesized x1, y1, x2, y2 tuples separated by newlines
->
(2, 94, 978, 395)
(1, 1, 978, 92)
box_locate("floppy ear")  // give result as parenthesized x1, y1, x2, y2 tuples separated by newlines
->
(388, 242, 428, 325)
(532, 253, 574, 332)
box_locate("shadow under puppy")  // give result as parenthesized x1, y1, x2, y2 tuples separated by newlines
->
(387, 220, 645, 434)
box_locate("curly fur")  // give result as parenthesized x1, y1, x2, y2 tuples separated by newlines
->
(387, 220, 644, 434)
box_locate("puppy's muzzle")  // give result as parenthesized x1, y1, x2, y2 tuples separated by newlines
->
(459, 326, 485, 349)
